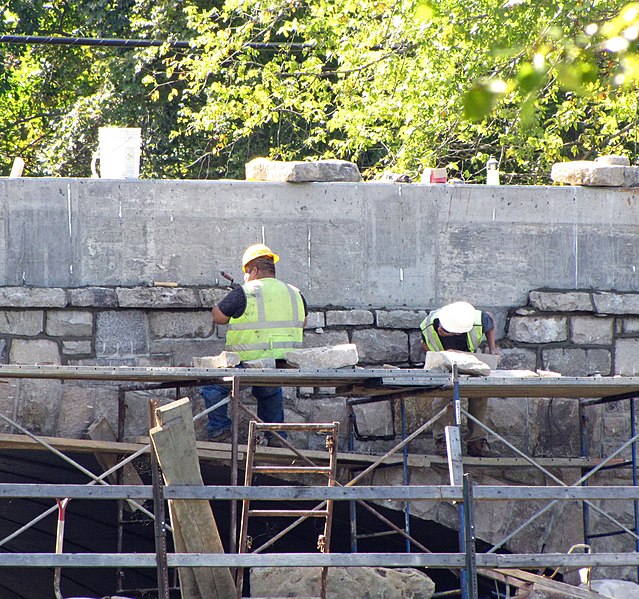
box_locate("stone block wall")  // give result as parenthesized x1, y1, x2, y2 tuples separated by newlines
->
(0, 285, 638, 461)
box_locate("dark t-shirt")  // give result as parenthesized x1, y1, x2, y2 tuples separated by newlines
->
(430, 311, 494, 352)
(217, 284, 308, 319)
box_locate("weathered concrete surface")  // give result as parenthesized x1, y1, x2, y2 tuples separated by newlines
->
(2, 179, 639, 310)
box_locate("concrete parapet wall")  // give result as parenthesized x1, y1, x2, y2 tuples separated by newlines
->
(2, 179, 639, 309)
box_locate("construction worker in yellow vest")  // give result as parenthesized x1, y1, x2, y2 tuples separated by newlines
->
(201, 243, 307, 446)
(420, 301, 498, 457)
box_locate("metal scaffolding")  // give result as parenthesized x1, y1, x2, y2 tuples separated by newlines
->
(0, 364, 639, 598)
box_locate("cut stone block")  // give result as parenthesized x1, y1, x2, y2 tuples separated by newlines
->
(251, 566, 435, 599)
(474, 352, 501, 370)
(245, 158, 362, 182)
(596, 155, 630, 166)
(193, 351, 241, 368)
(285, 344, 359, 369)
(424, 350, 491, 376)
(529, 290, 593, 312)
(243, 357, 276, 368)
(351, 400, 394, 438)
(550, 160, 639, 187)
(487, 369, 539, 378)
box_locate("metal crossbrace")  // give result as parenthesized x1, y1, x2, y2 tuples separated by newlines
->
(0, 394, 231, 548)
(460, 408, 639, 552)
(236, 421, 339, 599)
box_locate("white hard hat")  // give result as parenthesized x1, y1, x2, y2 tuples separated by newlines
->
(437, 301, 476, 334)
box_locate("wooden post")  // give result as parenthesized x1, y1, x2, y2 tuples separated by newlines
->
(150, 397, 236, 599)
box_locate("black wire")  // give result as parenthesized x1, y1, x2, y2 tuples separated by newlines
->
(0, 34, 311, 51)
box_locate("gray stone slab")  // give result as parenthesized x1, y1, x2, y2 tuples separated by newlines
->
(0, 379, 18, 433)
(61, 340, 92, 355)
(57, 386, 118, 438)
(193, 352, 241, 368)
(68, 287, 118, 307)
(46, 309, 93, 337)
(10, 339, 61, 365)
(351, 400, 394, 438)
(0, 287, 66, 308)
(550, 161, 628, 186)
(16, 379, 62, 435)
(246, 158, 362, 182)
(251, 566, 434, 598)
(148, 310, 214, 339)
(615, 338, 639, 375)
(528, 290, 593, 312)
(596, 155, 630, 166)
(198, 287, 228, 308)
(149, 338, 226, 367)
(570, 315, 613, 345)
(351, 329, 408, 364)
(325, 309, 373, 326)
(593, 291, 639, 314)
(509, 316, 569, 343)
(542, 347, 612, 376)
(116, 286, 200, 308)
(409, 330, 424, 364)
(95, 310, 149, 356)
(622, 317, 639, 333)
(285, 344, 358, 368)
(0, 310, 43, 336)
(497, 347, 538, 371)
(529, 398, 580, 457)
(304, 311, 325, 329)
(303, 329, 349, 348)
(376, 309, 428, 328)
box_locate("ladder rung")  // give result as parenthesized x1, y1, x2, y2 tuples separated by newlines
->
(252, 466, 333, 474)
(253, 423, 339, 432)
(248, 509, 330, 517)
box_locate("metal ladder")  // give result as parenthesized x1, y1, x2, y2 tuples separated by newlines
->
(236, 421, 339, 599)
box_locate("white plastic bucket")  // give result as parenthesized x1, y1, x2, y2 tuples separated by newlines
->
(91, 127, 142, 179)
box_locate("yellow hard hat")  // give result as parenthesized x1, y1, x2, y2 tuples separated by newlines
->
(438, 301, 476, 334)
(241, 243, 280, 272)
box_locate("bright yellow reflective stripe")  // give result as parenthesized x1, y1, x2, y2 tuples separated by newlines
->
(227, 341, 304, 351)
(228, 320, 304, 331)
(286, 284, 300, 322)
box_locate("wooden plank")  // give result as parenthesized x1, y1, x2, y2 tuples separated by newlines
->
(168, 500, 200, 599)
(484, 568, 603, 598)
(150, 397, 236, 599)
(0, 432, 624, 470)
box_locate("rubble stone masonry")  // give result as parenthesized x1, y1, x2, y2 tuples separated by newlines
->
(0, 285, 636, 451)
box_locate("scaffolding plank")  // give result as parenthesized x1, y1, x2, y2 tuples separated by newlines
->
(150, 397, 236, 599)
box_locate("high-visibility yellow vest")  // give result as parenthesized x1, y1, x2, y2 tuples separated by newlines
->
(226, 278, 304, 361)
(419, 309, 484, 352)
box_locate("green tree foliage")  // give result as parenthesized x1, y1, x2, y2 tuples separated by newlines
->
(0, 0, 638, 182)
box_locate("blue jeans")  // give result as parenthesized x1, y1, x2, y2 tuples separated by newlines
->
(201, 383, 285, 441)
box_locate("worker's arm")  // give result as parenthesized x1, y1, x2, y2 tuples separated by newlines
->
(485, 327, 498, 354)
(212, 305, 230, 324)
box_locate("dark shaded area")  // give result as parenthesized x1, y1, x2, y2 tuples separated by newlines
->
(0, 450, 520, 599)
